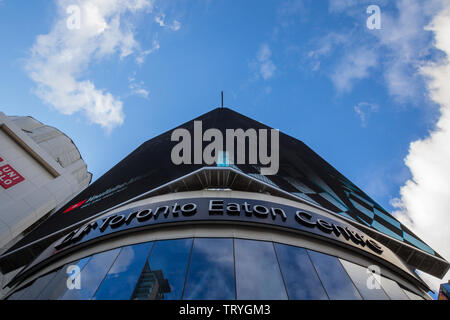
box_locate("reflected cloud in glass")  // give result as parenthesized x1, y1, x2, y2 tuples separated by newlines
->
(307, 250, 362, 300)
(235, 239, 287, 300)
(183, 238, 235, 300)
(274, 243, 328, 300)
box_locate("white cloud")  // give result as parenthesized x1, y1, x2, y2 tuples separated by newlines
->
(331, 47, 378, 93)
(370, 0, 439, 101)
(313, 0, 443, 102)
(353, 102, 379, 127)
(155, 13, 181, 31)
(128, 76, 149, 99)
(136, 39, 160, 65)
(392, 2, 450, 293)
(25, 0, 154, 133)
(307, 32, 351, 72)
(257, 44, 276, 80)
(322, 0, 450, 292)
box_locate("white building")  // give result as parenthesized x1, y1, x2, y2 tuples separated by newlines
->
(0, 112, 91, 294)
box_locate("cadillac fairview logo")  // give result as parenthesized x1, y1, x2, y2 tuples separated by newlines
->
(62, 175, 146, 213)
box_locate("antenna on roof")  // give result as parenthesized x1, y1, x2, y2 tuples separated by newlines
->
(221, 91, 224, 108)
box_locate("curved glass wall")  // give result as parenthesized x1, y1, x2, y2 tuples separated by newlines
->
(7, 238, 424, 300)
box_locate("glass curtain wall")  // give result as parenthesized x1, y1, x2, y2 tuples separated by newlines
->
(7, 238, 422, 300)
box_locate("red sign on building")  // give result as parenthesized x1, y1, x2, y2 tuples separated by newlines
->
(63, 199, 87, 213)
(0, 164, 25, 189)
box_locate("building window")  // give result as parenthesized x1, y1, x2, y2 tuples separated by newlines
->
(93, 242, 154, 300)
(60, 248, 120, 300)
(146, 239, 193, 300)
(234, 239, 288, 300)
(7, 237, 424, 300)
(183, 238, 235, 299)
(274, 243, 328, 300)
(307, 250, 362, 300)
(339, 259, 390, 300)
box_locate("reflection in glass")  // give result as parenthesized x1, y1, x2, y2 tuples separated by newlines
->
(59, 248, 121, 300)
(307, 250, 362, 300)
(7, 268, 61, 300)
(235, 239, 287, 300)
(403, 289, 424, 300)
(183, 238, 235, 300)
(131, 260, 170, 300)
(7, 237, 425, 301)
(274, 243, 328, 300)
(379, 276, 409, 300)
(93, 242, 154, 300)
(339, 259, 390, 300)
(37, 256, 91, 300)
(147, 238, 193, 300)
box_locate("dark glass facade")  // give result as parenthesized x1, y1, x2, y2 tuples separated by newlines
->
(7, 238, 423, 300)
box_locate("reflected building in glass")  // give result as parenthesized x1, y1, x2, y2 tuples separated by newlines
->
(131, 262, 170, 300)
(1, 108, 448, 300)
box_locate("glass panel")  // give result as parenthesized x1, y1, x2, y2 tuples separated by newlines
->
(234, 239, 287, 300)
(373, 208, 401, 229)
(349, 192, 375, 208)
(371, 220, 403, 241)
(307, 250, 362, 300)
(292, 192, 320, 206)
(336, 211, 356, 222)
(285, 177, 315, 193)
(402, 232, 435, 255)
(11, 269, 61, 300)
(274, 243, 328, 300)
(319, 193, 348, 212)
(93, 242, 154, 300)
(403, 289, 424, 300)
(7, 266, 62, 300)
(6, 286, 28, 300)
(59, 248, 121, 300)
(183, 238, 235, 300)
(339, 259, 390, 300)
(248, 173, 279, 188)
(145, 238, 193, 300)
(349, 199, 374, 219)
(379, 276, 409, 300)
(37, 256, 91, 300)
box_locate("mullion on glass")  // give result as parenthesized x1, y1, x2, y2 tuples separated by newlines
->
(274, 243, 328, 300)
(181, 237, 195, 299)
(36, 255, 92, 300)
(59, 248, 121, 300)
(91, 241, 155, 300)
(147, 238, 193, 300)
(307, 249, 362, 300)
(91, 247, 124, 299)
(234, 238, 288, 300)
(272, 242, 290, 300)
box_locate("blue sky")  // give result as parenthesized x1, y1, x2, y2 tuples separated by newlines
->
(0, 0, 449, 291)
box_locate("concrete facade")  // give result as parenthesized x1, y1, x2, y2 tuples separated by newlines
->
(0, 112, 91, 294)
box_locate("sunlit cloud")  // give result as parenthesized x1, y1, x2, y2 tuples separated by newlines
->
(392, 1, 450, 292)
(257, 43, 276, 80)
(25, 0, 153, 133)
